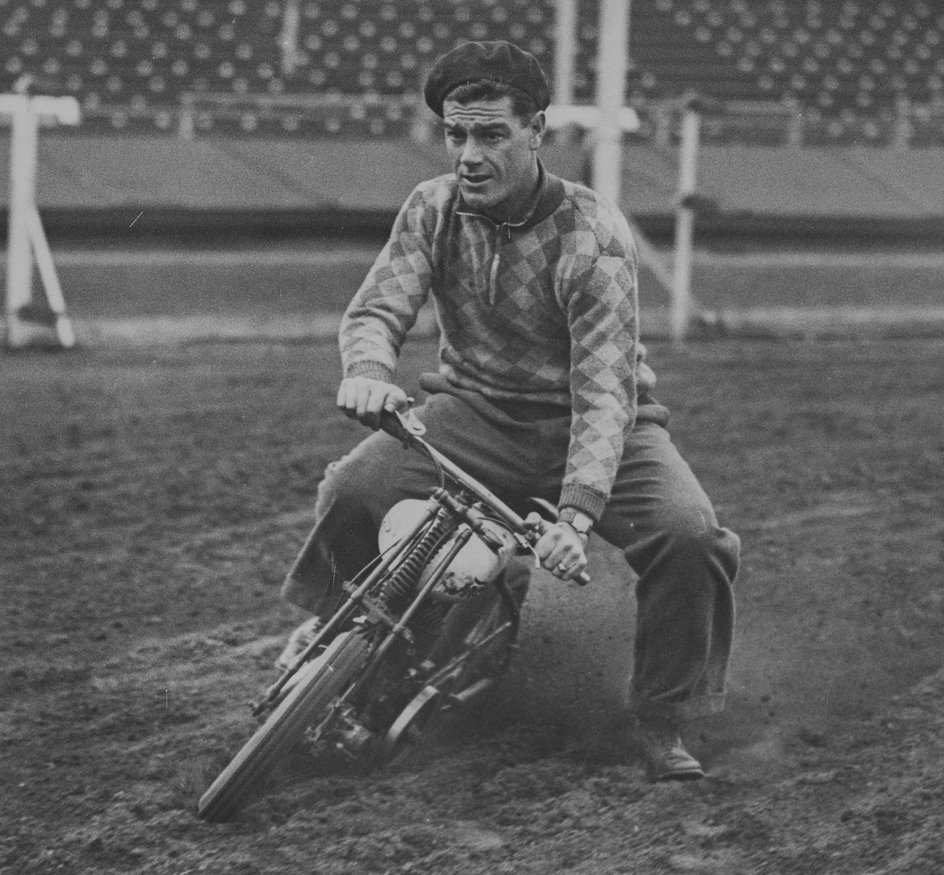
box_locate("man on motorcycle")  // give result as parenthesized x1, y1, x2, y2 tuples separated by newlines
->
(278, 41, 740, 782)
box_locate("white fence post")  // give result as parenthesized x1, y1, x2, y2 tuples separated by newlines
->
(1, 93, 80, 349)
(554, 0, 578, 107)
(5, 96, 37, 345)
(591, 0, 631, 200)
(671, 98, 701, 344)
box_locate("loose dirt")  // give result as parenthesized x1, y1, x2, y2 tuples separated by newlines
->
(2, 337, 943, 873)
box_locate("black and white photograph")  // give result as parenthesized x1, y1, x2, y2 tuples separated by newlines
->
(2, 1, 943, 872)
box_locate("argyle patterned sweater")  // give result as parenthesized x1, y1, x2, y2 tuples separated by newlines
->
(339, 166, 656, 521)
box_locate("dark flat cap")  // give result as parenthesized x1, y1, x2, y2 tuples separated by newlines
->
(424, 40, 551, 117)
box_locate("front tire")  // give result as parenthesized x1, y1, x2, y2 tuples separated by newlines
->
(197, 629, 372, 822)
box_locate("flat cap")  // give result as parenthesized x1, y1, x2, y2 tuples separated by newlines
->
(424, 40, 550, 117)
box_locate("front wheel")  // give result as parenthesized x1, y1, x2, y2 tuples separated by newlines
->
(197, 629, 372, 822)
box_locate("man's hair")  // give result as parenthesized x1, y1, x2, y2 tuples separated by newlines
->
(443, 80, 539, 124)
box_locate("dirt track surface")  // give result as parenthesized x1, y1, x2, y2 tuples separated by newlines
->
(3, 337, 943, 873)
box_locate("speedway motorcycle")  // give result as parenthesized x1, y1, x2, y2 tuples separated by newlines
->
(198, 408, 588, 822)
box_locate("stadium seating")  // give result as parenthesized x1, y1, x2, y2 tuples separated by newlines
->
(0, 1, 942, 146)
(640, 0, 944, 146)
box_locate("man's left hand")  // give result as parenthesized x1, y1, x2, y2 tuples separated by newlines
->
(525, 512, 589, 581)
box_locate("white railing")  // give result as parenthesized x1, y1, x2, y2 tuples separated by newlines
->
(40, 93, 943, 150)
(642, 97, 944, 149)
(175, 91, 422, 139)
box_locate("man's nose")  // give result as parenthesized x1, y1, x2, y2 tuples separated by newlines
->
(459, 138, 483, 166)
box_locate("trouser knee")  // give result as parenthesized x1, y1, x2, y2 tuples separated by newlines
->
(665, 508, 739, 569)
(629, 515, 740, 587)
(315, 452, 384, 522)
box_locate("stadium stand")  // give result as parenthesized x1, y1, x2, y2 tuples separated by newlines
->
(628, 0, 944, 146)
(1, 1, 942, 243)
(2, 0, 943, 145)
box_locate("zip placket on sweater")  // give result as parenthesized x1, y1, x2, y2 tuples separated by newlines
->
(458, 212, 527, 303)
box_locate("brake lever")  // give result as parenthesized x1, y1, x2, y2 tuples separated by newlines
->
(379, 403, 425, 446)
(395, 406, 426, 436)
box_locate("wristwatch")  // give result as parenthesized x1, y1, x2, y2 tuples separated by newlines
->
(558, 508, 594, 540)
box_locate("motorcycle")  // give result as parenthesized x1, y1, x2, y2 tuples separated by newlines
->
(197, 408, 589, 822)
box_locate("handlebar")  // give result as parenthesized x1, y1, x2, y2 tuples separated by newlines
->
(380, 408, 590, 586)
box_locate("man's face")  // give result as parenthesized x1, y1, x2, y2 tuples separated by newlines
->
(442, 95, 545, 219)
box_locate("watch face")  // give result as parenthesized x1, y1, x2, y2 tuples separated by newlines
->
(561, 510, 592, 534)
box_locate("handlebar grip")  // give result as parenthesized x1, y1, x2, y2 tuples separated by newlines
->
(525, 515, 591, 586)
(378, 408, 409, 442)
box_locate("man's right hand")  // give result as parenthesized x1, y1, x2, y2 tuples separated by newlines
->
(337, 376, 410, 430)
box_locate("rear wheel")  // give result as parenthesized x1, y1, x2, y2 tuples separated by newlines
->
(443, 582, 520, 700)
(197, 629, 372, 822)
(382, 584, 519, 760)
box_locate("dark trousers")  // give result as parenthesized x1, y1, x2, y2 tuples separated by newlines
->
(283, 383, 740, 724)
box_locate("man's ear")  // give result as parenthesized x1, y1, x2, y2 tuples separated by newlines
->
(529, 111, 547, 150)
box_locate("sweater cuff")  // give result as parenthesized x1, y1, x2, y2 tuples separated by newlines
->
(345, 360, 396, 382)
(558, 483, 608, 522)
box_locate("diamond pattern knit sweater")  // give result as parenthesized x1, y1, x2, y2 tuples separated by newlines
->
(339, 167, 656, 520)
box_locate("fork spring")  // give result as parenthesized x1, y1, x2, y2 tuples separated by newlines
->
(382, 513, 453, 611)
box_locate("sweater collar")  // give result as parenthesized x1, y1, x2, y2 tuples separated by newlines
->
(456, 160, 565, 237)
